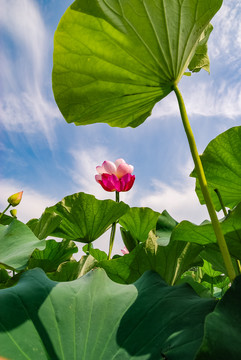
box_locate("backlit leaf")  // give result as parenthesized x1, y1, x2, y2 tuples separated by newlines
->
(53, 0, 222, 128)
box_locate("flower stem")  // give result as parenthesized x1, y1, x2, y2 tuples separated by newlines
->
(107, 191, 119, 260)
(0, 204, 11, 221)
(173, 84, 237, 282)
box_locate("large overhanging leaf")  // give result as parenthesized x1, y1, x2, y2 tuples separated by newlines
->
(0, 268, 216, 359)
(0, 220, 45, 271)
(52, 0, 222, 128)
(191, 126, 241, 211)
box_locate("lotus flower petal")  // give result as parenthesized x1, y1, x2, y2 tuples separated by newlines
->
(102, 161, 117, 175)
(116, 163, 134, 178)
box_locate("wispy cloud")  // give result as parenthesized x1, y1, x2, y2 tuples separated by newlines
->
(139, 178, 209, 224)
(153, 79, 241, 121)
(151, 2, 241, 121)
(209, 1, 241, 63)
(0, 0, 59, 144)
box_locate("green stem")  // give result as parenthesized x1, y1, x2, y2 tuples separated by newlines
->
(214, 190, 241, 274)
(0, 204, 11, 221)
(107, 191, 119, 260)
(87, 242, 91, 255)
(214, 189, 228, 217)
(173, 84, 237, 282)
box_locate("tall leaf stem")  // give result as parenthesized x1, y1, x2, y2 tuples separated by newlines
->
(107, 191, 120, 260)
(173, 84, 237, 282)
(214, 189, 241, 273)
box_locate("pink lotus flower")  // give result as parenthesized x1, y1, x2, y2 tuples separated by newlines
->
(95, 159, 135, 192)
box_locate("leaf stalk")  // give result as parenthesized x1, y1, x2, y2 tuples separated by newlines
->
(173, 84, 237, 282)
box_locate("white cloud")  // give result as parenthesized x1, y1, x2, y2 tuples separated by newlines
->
(0, 179, 57, 223)
(139, 178, 209, 224)
(151, 2, 241, 121)
(209, 1, 241, 62)
(0, 0, 60, 144)
(154, 80, 241, 121)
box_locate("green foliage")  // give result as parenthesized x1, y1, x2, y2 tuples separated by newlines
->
(28, 239, 78, 272)
(0, 269, 11, 289)
(120, 227, 138, 252)
(100, 234, 203, 285)
(0, 213, 15, 225)
(27, 211, 62, 239)
(177, 276, 212, 298)
(44, 192, 129, 243)
(83, 244, 108, 261)
(191, 126, 241, 211)
(200, 243, 240, 275)
(155, 210, 179, 245)
(119, 207, 160, 243)
(48, 256, 98, 281)
(0, 219, 45, 271)
(0, 268, 216, 360)
(188, 23, 213, 73)
(196, 275, 241, 359)
(172, 203, 241, 264)
(52, 0, 221, 128)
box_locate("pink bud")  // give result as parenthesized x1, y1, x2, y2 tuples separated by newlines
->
(7, 191, 23, 207)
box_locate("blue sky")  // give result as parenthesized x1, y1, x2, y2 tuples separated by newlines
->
(1, 0, 241, 253)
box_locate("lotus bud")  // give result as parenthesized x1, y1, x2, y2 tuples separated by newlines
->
(7, 191, 23, 207)
(10, 209, 17, 218)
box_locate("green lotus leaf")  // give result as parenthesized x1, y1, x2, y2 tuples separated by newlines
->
(196, 274, 241, 359)
(0, 268, 216, 359)
(45, 192, 129, 243)
(53, 0, 222, 128)
(104, 211, 202, 285)
(0, 220, 45, 271)
(100, 235, 203, 285)
(27, 212, 62, 240)
(48, 256, 98, 281)
(191, 126, 241, 211)
(119, 207, 160, 243)
(172, 202, 241, 259)
(28, 239, 78, 272)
